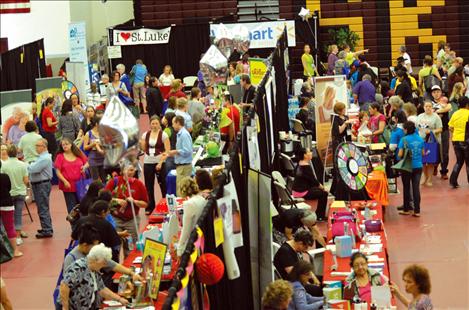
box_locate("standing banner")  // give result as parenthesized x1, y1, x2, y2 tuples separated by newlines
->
(314, 75, 348, 166)
(210, 21, 296, 49)
(249, 58, 268, 86)
(68, 21, 90, 93)
(111, 27, 171, 46)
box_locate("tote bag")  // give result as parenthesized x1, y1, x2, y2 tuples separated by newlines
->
(75, 171, 93, 202)
(422, 131, 439, 164)
(392, 138, 413, 173)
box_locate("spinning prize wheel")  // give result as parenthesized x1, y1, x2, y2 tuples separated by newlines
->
(61, 80, 79, 99)
(335, 142, 368, 191)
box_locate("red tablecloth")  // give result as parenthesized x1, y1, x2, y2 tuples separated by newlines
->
(323, 201, 390, 282)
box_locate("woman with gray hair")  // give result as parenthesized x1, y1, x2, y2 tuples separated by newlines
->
(59, 243, 128, 309)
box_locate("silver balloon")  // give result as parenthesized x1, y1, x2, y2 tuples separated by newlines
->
(231, 24, 250, 54)
(200, 45, 228, 86)
(214, 24, 234, 59)
(98, 96, 140, 166)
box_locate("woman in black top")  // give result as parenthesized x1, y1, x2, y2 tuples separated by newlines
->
(330, 102, 353, 199)
(295, 97, 315, 135)
(291, 148, 329, 220)
(395, 70, 413, 103)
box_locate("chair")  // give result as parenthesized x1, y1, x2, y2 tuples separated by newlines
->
(279, 153, 296, 188)
(183, 76, 198, 88)
(273, 181, 310, 210)
(272, 242, 281, 256)
(291, 118, 306, 134)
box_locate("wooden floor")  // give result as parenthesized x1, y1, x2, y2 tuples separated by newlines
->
(2, 115, 468, 309)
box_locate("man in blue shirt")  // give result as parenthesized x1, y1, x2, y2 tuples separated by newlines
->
(397, 121, 425, 217)
(352, 74, 376, 111)
(28, 138, 54, 238)
(130, 59, 148, 112)
(168, 116, 193, 196)
(175, 98, 193, 132)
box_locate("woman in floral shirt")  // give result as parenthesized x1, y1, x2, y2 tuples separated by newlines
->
(59, 243, 127, 309)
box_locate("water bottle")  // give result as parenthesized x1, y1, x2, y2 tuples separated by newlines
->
(364, 206, 371, 220)
(127, 236, 134, 251)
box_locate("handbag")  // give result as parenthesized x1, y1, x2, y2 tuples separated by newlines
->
(0, 224, 14, 264)
(75, 171, 93, 202)
(422, 131, 439, 164)
(53, 240, 78, 305)
(392, 137, 413, 173)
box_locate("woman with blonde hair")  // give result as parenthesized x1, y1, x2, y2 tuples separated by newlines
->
(159, 65, 175, 86)
(177, 177, 207, 256)
(403, 103, 418, 124)
(164, 79, 186, 100)
(449, 81, 465, 114)
(262, 280, 293, 310)
(318, 86, 336, 122)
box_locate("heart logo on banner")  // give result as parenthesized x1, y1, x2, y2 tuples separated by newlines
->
(120, 32, 131, 41)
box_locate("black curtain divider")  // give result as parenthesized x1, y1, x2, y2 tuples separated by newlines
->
(108, 24, 210, 79)
(0, 39, 46, 96)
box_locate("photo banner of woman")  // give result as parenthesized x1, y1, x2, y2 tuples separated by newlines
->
(314, 76, 348, 167)
(142, 238, 168, 301)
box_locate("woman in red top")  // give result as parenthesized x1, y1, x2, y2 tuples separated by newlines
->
(40, 97, 59, 158)
(54, 137, 88, 214)
(164, 79, 187, 100)
(105, 163, 148, 257)
(367, 102, 386, 143)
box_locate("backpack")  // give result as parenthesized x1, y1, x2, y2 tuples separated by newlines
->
(53, 240, 79, 306)
(423, 67, 441, 91)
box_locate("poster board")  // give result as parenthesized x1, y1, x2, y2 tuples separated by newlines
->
(314, 75, 348, 167)
(35, 77, 64, 114)
(66, 62, 88, 103)
(1, 89, 33, 135)
(142, 237, 168, 300)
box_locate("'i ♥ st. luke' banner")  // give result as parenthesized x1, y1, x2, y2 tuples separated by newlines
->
(111, 27, 171, 46)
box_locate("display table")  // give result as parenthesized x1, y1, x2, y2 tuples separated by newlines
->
(323, 201, 390, 283)
(365, 170, 389, 207)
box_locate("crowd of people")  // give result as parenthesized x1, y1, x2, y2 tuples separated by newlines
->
(1, 34, 467, 308)
(0, 52, 257, 308)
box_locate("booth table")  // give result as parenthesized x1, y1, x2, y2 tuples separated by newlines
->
(323, 201, 390, 283)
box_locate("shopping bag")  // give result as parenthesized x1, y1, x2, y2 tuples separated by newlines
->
(392, 138, 413, 173)
(75, 172, 93, 202)
(0, 224, 14, 264)
(53, 239, 78, 306)
(118, 92, 134, 106)
(422, 131, 439, 164)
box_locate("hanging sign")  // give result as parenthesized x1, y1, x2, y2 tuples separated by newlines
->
(112, 27, 171, 46)
(107, 46, 122, 59)
(210, 21, 296, 49)
(249, 58, 268, 86)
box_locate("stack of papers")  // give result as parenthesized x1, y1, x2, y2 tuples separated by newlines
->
(364, 235, 382, 244)
(360, 243, 383, 254)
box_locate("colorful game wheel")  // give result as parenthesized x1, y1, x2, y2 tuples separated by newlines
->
(335, 142, 368, 191)
(62, 80, 79, 99)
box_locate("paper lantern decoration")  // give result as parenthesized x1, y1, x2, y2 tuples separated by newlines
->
(196, 253, 225, 285)
(335, 142, 368, 191)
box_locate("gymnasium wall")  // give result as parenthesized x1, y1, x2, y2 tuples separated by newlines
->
(306, 0, 469, 68)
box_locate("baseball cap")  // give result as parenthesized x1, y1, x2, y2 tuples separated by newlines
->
(431, 85, 441, 91)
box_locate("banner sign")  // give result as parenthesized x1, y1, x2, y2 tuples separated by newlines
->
(210, 21, 296, 49)
(112, 27, 171, 46)
(314, 75, 349, 167)
(69, 21, 90, 91)
(107, 45, 122, 59)
(249, 58, 268, 86)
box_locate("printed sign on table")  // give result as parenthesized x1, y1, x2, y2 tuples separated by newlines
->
(112, 27, 171, 46)
(142, 238, 168, 300)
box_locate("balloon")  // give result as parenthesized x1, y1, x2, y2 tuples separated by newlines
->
(298, 7, 311, 21)
(231, 24, 250, 54)
(214, 24, 234, 59)
(98, 95, 140, 166)
(206, 141, 220, 158)
(200, 45, 228, 86)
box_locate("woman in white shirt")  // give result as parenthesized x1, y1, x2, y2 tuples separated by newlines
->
(159, 65, 175, 86)
(416, 101, 443, 186)
(177, 177, 207, 257)
(139, 115, 170, 215)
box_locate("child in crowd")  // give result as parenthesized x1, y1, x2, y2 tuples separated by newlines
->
(352, 111, 372, 143)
